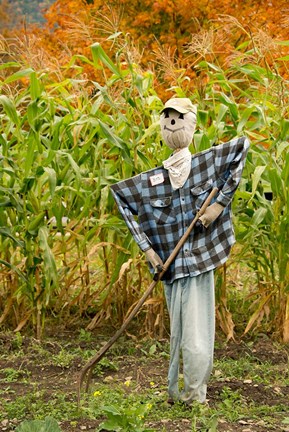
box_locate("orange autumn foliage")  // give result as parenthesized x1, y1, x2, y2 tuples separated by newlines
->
(7, 0, 289, 97)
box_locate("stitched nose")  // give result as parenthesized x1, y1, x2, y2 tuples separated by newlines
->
(171, 119, 175, 125)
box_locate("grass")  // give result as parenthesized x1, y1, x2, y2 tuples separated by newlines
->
(0, 330, 288, 431)
(214, 356, 289, 385)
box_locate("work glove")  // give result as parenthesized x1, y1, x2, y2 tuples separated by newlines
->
(144, 248, 164, 280)
(198, 202, 224, 228)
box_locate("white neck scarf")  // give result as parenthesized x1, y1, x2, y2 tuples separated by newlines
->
(163, 147, 192, 190)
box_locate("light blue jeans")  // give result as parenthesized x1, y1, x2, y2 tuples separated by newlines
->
(163, 271, 215, 404)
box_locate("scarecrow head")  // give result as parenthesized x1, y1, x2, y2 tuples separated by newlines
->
(160, 98, 197, 150)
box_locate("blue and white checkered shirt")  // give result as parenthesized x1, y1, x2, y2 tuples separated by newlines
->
(111, 136, 250, 284)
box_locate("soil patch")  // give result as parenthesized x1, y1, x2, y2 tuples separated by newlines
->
(0, 331, 288, 432)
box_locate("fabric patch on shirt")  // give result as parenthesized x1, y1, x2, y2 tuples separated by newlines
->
(150, 173, 164, 186)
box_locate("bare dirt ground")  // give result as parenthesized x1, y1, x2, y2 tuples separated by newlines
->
(0, 330, 288, 432)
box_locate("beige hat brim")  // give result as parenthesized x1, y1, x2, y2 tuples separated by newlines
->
(161, 105, 190, 114)
(161, 98, 197, 115)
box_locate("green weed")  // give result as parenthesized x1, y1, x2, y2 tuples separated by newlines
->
(15, 417, 62, 432)
(12, 332, 24, 350)
(97, 402, 154, 432)
(1, 367, 30, 383)
(51, 350, 76, 369)
(0, 390, 79, 422)
(214, 356, 289, 385)
(78, 329, 92, 342)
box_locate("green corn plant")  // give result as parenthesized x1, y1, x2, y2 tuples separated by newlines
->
(1, 25, 289, 342)
(188, 28, 289, 340)
(0, 38, 165, 337)
(235, 142, 289, 340)
(230, 52, 289, 341)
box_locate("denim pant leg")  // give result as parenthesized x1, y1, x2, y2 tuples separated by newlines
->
(163, 280, 182, 400)
(164, 271, 215, 403)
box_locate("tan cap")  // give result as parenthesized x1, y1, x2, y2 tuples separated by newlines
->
(161, 98, 197, 115)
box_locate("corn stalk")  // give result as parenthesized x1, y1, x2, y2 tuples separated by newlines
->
(1, 29, 289, 341)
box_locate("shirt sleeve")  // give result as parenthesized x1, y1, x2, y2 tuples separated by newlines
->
(214, 136, 250, 207)
(110, 175, 151, 252)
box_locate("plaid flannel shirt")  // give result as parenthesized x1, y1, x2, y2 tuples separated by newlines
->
(111, 136, 250, 284)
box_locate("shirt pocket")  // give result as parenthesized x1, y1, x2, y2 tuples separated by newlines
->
(150, 196, 176, 225)
(190, 179, 213, 211)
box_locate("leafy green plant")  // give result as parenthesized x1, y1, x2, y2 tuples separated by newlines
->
(217, 386, 247, 422)
(51, 349, 76, 369)
(12, 332, 23, 349)
(191, 414, 218, 432)
(97, 402, 154, 432)
(15, 416, 62, 432)
(0, 385, 80, 422)
(97, 357, 119, 372)
(79, 329, 92, 342)
(1, 367, 30, 383)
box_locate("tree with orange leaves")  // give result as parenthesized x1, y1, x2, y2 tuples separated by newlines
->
(7, 0, 289, 97)
(39, 0, 289, 62)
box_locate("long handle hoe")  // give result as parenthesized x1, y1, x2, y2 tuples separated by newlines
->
(77, 187, 219, 405)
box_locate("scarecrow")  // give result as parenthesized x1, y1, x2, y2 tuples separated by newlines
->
(111, 98, 249, 405)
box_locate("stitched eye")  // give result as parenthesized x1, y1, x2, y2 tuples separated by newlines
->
(179, 113, 184, 119)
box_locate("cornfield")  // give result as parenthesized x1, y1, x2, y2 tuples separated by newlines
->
(0, 29, 288, 341)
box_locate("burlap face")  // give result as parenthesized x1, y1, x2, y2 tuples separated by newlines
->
(160, 109, 196, 150)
